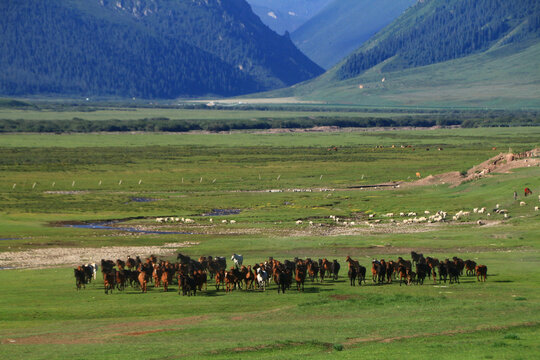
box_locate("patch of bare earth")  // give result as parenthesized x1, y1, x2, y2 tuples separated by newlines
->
(1, 316, 210, 345)
(403, 149, 540, 188)
(344, 321, 538, 347)
(0, 242, 198, 270)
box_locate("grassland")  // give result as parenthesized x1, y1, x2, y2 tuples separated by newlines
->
(0, 127, 539, 359)
(272, 41, 540, 109)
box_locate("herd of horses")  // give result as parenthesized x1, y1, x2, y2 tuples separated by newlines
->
(348, 251, 488, 287)
(73, 251, 488, 295)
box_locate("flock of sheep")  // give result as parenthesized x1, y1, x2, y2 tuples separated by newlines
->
(152, 193, 539, 230)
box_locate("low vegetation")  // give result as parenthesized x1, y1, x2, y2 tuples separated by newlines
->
(0, 127, 538, 358)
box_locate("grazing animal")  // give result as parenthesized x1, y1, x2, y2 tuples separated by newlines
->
(178, 273, 197, 296)
(398, 265, 408, 286)
(332, 260, 340, 280)
(74, 266, 86, 290)
(347, 263, 358, 286)
(453, 257, 465, 276)
(115, 269, 126, 291)
(445, 260, 460, 284)
(215, 269, 225, 291)
(138, 269, 148, 293)
(416, 263, 429, 285)
(410, 251, 423, 266)
(231, 254, 243, 268)
(103, 270, 116, 294)
(438, 263, 448, 283)
(256, 267, 268, 291)
(464, 260, 477, 276)
(476, 265, 488, 282)
(307, 260, 319, 282)
(295, 263, 306, 291)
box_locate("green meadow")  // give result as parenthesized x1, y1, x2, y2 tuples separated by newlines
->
(0, 127, 539, 359)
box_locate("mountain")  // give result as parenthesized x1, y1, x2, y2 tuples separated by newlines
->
(0, 0, 323, 99)
(276, 0, 540, 108)
(291, 0, 416, 69)
(246, 0, 332, 35)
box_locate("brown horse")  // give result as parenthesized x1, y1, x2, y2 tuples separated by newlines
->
(215, 269, 225, 291)
(295, 263, 306, 291)
(475, 265, 488, 282)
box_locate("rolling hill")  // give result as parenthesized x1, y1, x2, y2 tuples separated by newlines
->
(0, 0, 323, 99)
(291, 0, 416, 69)
(278, 0, 540, 108)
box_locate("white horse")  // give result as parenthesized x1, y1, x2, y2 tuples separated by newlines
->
(256, 267, 268, 291)
(231, 254, 243, 268)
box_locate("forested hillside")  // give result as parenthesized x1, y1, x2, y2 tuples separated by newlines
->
(338, 0, 540, 79)
(0, 0, 323, 99)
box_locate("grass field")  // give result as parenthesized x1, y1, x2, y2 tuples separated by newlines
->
(0, 127, 539, 359)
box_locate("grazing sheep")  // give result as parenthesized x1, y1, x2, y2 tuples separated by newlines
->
(399, 212, 405, 216)
(504, 214, 509, 219)
(369, 214, 375, 218)
(473, 208, 478, 213)
(349, 221, 355, 226)
(296, 220, 303, 225)
(184, 218, 195, 224)
(478, 207, 486, 214)
(535, 206, 539, 211)
(222, 220, 228, 223)
(309, 221, 314, 226)
(385, 213, 394, 217)
(209, 218, 213, 223)
(156, 217, 164, 223)
(520, 201, 526, 206)
(424, 210, 430, 215)
(230, 220, 236, 224)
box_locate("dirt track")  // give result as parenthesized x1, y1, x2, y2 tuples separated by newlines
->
(0, 242, 198, 270)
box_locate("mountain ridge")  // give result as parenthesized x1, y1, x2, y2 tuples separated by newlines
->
(0, 0, 323, 99)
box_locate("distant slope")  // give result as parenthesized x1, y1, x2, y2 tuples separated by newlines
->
(0, 0, 323, 99)
(292, 0, 416, 69)
(337, 0, 540, 79)
(247, 0, 332, 35)
(275, 0, 540, 108)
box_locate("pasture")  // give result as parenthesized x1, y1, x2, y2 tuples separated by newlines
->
(0, 127, 539, 359)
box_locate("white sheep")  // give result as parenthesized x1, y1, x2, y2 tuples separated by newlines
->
(424, 210, 430, 215)
(209, 218, 213, 223)
(535, 206, 539, 211)
(478, 207, 486, 214)
(156, 217, 164, 223)
(230, 220, 236, 224)
(309, 221, 314, 226)
(349, 221, 355, 226)
(520, 201, 526, 206)
(184, 218, 195, 223)
(399, 212, 405, 216)
(473, 208, 478, 213)
(385, 213, 394, 217)
(369, 214, 375, 218)
(222, 219, 228, 223)
(296, 220, 303, 225)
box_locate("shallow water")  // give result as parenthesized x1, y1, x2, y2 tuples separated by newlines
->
(202, 209, 241, 216)
(66, 223, 191, 235)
